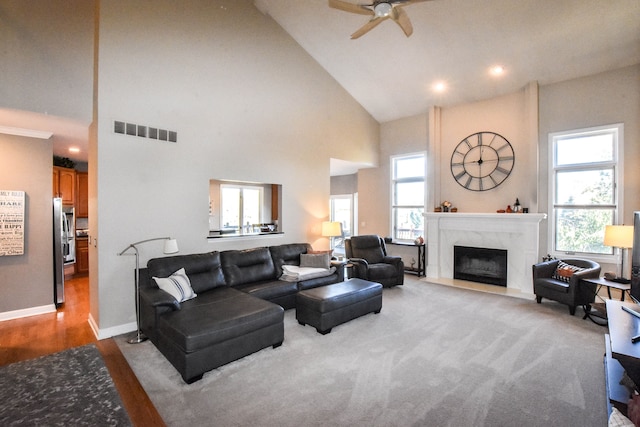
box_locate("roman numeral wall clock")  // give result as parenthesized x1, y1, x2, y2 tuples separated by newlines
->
(450, 131, 515, 191)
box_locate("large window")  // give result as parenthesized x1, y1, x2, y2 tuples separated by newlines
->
(391, 153, 425, 241)
(549, 124, 622, 257)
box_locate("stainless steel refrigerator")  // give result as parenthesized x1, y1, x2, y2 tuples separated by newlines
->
(53, 197, 69, 307)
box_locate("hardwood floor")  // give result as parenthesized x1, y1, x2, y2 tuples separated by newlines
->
(0, 275, 165, 426)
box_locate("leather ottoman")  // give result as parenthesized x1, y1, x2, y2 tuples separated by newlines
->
(296, 278, 383, 334)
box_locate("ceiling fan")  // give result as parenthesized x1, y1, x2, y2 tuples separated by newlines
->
(328, 0, 432, 39)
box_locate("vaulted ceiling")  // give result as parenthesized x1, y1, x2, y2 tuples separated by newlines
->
(4, 0, 639, 171)
(255, 0, 640, 123)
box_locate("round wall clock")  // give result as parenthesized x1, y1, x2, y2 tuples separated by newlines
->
(450, 131, 514, 191)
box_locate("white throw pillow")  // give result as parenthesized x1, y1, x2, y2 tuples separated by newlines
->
(152, 268, 197, 303)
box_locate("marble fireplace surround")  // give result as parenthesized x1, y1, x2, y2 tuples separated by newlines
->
(424, 213, 547, 296)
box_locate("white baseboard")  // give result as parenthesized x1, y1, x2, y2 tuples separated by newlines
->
(0, 304, 56, 322)
(88, 313, 136, 340)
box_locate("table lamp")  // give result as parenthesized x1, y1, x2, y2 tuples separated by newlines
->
(118, 237, 179, 343)
(322, 221, 342, 256)
(604, 225, 633, 283)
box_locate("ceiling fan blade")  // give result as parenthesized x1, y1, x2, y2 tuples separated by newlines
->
(328, 0, 373, 16)
(392, 6, 413, 37)
(392, 0, 434, 5)
(351, 16, 386, 39)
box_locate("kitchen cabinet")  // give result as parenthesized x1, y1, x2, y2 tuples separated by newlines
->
(76, 172, 88, 218)
(53, 166, 76, 205)
(76, 238, 89, 275)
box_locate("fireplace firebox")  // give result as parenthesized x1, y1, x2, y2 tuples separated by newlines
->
(454, 246, 507, 287)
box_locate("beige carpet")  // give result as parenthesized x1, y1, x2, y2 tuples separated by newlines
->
(116, 276, 608, 427)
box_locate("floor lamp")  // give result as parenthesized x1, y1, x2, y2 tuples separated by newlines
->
(118, 237, 179, 344)
(604, 225, 634, 283)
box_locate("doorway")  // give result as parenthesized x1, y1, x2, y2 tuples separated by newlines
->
(330, 194, 357, 256)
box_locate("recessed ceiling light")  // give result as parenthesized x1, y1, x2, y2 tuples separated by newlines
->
(69, 147, 80, 153)
(490, 65, 505, 76)
(432, 81, 447, 93)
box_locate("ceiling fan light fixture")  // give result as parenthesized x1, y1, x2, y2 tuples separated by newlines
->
(374, 3, 393, 17)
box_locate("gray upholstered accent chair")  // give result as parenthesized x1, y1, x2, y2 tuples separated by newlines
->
(532, 258, 601, 315)
(345, 235, 404, 287)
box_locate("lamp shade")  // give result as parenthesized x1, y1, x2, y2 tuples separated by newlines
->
(604, 225, 633, 248)
(163, 238, 179, 254)
(321, 221, 342, 237)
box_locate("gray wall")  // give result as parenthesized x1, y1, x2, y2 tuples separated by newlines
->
(0, 0, 94, 122)
(331, 174, 358, 195)
(0, 135, 54, 314)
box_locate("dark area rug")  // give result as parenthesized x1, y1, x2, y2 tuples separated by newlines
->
(0, 343, 131, 426)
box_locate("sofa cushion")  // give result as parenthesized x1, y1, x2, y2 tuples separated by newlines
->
(534, 278, 570, 293)
(297, 271, 343, 291)
(221, 247, 277, 286)
(157, 287, 283, 354)
(366, 263, 399, 282)
(147, 252, 226, 294)
(233, 279, 299, 302)
(153, 268, 197, 303)
(269, 243, 312, 277)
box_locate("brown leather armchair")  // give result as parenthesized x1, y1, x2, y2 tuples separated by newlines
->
(532, 258, 601, 315)
(345, 235, 404, 287)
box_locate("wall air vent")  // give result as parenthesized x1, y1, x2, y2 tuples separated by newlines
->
(113, 120, 177, 143)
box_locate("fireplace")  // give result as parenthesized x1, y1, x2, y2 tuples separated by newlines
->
(454, 246, 507, 287)
(424, 213, 546, 295)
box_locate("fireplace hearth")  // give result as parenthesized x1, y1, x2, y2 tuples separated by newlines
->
(454, 245, 507, 287)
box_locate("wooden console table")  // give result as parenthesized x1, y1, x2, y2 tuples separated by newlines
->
(385, 242, 425, 277)
(604, 300, 640, 416)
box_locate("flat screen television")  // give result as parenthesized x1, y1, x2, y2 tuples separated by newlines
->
(631, 211, 640, 301)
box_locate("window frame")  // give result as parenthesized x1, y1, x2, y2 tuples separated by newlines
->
(548, 123, 624, 263)
(220, 183, 264, 235)
(390, 152, 426, 243)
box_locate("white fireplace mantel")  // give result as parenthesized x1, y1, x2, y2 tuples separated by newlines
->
(424, 212, 547, 295)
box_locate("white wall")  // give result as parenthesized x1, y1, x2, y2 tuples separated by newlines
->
(90, 0, 379, 334)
